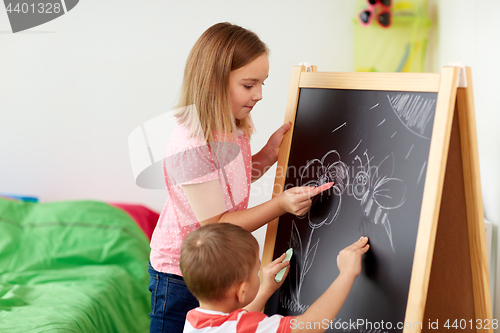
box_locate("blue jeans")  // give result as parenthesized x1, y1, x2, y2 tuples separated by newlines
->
(148, 263, 199, 333)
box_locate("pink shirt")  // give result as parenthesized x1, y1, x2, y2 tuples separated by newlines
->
(150, 122, 252, 275)
(184, 308, 294, 333)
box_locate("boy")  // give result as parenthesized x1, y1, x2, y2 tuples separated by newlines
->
(180, 223, 369, 333)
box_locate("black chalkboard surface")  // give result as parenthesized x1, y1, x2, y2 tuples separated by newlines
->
(264, 87, 438, 332)
(262, 66, 492, 333)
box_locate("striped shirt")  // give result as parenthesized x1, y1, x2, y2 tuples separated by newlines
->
(184, 308, 294, 333)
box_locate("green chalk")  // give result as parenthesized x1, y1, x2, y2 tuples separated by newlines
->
(275, 248, 293, 283)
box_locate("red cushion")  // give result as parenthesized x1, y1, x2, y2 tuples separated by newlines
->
(109, 203, 159, 240)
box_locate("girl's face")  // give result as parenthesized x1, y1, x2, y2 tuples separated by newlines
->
(229, 54, 269, 121)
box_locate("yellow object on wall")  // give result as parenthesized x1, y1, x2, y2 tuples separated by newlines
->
(354, 0, 431, 73)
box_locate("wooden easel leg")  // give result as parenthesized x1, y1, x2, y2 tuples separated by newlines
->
(456, 67, 492, 331)
(423, 108, 476, 332)
(424, 70, 493, 331)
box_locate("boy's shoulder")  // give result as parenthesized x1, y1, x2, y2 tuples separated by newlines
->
(185, 307, 247, 330)
(184, 307, 295, 333)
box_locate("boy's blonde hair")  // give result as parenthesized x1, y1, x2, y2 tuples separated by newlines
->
(175, 22, 269, 142)
(180, 223, 259, 302)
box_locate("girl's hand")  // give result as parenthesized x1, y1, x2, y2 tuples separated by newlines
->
(251, 122, 292, 182)
(265, 122, 291, 163)
(260, 252, 290, 295)
(337, 237, 370, 277)
(277, 183, 333, 217)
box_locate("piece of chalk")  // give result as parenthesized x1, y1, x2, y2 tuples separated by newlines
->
(275, 248, 293, 283)
(316, 182, 334, 192)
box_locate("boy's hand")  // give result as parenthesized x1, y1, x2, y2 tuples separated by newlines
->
(259, 252, 290, 295)
(243, 252, 290, 313)
(337, 237, 370, 277)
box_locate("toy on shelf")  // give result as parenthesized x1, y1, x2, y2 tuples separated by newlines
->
(354, 0, 432, 73)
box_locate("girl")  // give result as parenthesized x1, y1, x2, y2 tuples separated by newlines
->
(148, 22, 330, 333)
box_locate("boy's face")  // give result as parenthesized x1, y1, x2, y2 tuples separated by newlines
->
(244, 253, 261, 306)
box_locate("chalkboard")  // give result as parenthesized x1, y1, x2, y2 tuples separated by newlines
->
(262, 67, 492, 333)
(264, 86, 438, 332)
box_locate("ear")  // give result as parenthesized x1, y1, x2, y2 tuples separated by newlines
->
(235, 281, 247, 304)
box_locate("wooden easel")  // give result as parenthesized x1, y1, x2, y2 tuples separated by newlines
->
(261, 65, 492, 332)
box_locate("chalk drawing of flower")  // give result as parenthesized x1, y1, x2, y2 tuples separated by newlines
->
(281, 150, 349, 312)
(298, 150, 349, 229)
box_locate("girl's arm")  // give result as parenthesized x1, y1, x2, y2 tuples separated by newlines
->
(251, 122, 291, 182)
(182, 182, 330, 232)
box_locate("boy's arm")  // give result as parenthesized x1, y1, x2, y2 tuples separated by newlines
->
(291, 271, 356, 331)
(243, 286, 276, 313)
(291, 237, 370, 333)
(244, 252, 290, 313)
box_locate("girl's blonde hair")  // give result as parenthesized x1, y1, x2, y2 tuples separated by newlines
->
(175, 22, 269, 142)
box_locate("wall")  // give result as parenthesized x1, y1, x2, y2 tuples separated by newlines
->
(1, 0, 499, 322)
(0, 0, 357, 258)
(431, 1, 500, 225)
